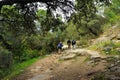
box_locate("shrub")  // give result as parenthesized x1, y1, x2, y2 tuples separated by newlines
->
(0, 47, 12, 68)
(0, 47, 13, 78)
(20, 49, 39, 61)
(89, 40, 113, 51)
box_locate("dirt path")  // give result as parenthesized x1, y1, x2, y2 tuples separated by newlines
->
(14, 54, 61, 80)
(14, 48, 108, 80)
(64, 48, 101, 57)
(14, 25, 120, 80)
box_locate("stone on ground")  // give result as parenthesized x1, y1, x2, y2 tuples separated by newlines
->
(59, 53, 76, 60)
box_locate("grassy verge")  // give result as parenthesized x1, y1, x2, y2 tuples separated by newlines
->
(88, 39, 120, 55)
(3, 56, 45, 80)
(88, 40, 112, 51)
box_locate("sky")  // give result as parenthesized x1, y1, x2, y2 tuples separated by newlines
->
(37, 1, 75, 22)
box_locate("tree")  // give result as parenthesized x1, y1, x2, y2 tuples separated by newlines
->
(0, 0, 74, 35)
(66, 0, 111, 37)
(104, 0, 120, 24)
(0, 0, 74, 18)
(0, 0, 111, 18)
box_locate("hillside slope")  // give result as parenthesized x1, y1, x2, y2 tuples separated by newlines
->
(13, 24, 120, 80)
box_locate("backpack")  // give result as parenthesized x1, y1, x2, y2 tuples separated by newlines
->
(72, 40, 76, 44)
(57, 43, 63, 48)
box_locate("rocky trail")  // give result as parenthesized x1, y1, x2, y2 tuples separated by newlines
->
(14, 47, 115, 80)
(14, 27, 120, 80)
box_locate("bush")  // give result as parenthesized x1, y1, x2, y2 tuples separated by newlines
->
(89, 40, 120, 55)
(39, 36, 62, 55)
(0, 47, 13, 78)
(103, 41, 120, 55)
(89, 40, 112, 51)
(20, 49, 39, 61)
(0, 47, 12, 68)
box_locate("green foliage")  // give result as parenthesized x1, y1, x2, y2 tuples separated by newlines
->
(77, 38, 90, 47)
(0, 4, 66, 64)
(104, 0, 120, 24)
(89, 40, 112, 51)
(39, 30, 65, 55)
(0, 0, 113, 79)
(0, 68, 12, 79)
(89, 40, 120, 55)
(3, 57, 41, 80)
(67, 12, 104, 40)
(104, 49, 120, 55)
(37, 9, 47, 22)
(11, 36, 40, 62)
(1, 5, 36, 35)
(65, 22, 79, 39)
(64, 12, 105, 47)
(114, 41, 120, 47)
(0, 47, 12, 79)
(0, 47, 12, 68)
(103, 41, 120, 55)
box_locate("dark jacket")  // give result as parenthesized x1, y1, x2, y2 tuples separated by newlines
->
(57, 42, 63, 48)
(72, 40, 76, 45)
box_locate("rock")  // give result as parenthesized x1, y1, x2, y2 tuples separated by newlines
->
(110, 64, 115, 68)
(117, 34, 120, 40)
(50, 75, 54, 79)
(110, 67, 118, 72)
(87, 61, 94, 65)
(94, 62, 99, 65)
(75, 51, 88, 56)
(101, 60, 107, 63)
(109, 34, 117, 40)
(65, 49, 89, 56)
(103, 46, 113, 52)
(112, 40, 120, 43)
(106, 56, 116, 61)
(106, 56, 114, 59)
(90, 56, 101, 60)
(59, 53, 76, 60)
(86, 71, 98, 76)
(45, 69, 51, 72)
(29, 73, 50, 80)
(93, 56, 120, 80)
(50, 67, 53, 70)
(80, 51, 89, 56)
(115, 48, 120, 51)
(105, 75, 119, 80)
(30, 68, 38, 72)
(114, 72, 120, 76)
(112, 77, 120, 80)
(101, 56, 107, 60)
(78, 75, 82, 78)
(117, 60, 120, 63)
(36, 66, 42, 69)
(114, 55, 120, 59)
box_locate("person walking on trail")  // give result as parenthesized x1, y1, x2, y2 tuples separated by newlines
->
(67, 39, 71, 49)
(72, 40, 76, 49)
(57, 41, 63, 54)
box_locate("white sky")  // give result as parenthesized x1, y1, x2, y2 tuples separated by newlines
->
(37, 1, 75, 22)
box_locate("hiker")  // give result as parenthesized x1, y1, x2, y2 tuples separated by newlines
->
(72, 40, 76, 49)
(57, 41, 63, 53)
(67, 39, 71, 49)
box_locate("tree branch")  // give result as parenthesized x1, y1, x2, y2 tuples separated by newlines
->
(0, 0, 52, 5)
